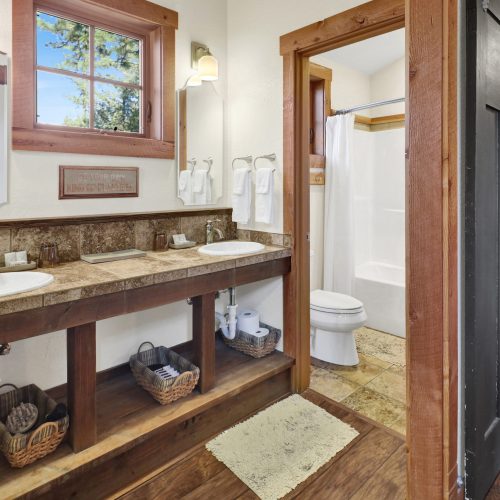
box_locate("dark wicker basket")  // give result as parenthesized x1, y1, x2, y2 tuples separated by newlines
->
(0, 384, 69, 468)
(221, 322, 281, 358)
(130, 342, 200, 405)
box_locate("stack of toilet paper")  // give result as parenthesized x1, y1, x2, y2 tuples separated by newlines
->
(237, 309, 269, 338)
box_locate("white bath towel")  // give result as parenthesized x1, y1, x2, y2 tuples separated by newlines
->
(255, 167, 274, 224)
(178, 170, 193, 205)
(232, 167, 251, 224)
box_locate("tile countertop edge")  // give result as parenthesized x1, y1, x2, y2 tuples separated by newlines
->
(0, 245, 292, 316)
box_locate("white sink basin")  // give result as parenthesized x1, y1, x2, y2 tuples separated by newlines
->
(0, 272, 54, 298)
(198, 241, 265, 256)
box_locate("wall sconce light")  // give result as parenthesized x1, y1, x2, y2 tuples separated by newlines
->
(191, 42, 218, 81)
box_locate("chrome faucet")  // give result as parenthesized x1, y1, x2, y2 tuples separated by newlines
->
(206, 219, 224, 244)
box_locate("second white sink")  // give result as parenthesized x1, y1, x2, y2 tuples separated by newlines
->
(198, 241, 265, 256)
(0, 271, 54, 298)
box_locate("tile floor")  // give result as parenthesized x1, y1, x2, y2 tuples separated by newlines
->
(310, 327, 406, 435)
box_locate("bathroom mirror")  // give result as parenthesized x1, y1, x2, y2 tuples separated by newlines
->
(177, 82, 223, 205)
(0, 52, 7, 204)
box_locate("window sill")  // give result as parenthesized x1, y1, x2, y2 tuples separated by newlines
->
(12, 127, 174, 159)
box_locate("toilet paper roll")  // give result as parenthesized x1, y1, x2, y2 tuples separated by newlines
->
(250, 327, 269, 338)
(237, 309, 260, 334)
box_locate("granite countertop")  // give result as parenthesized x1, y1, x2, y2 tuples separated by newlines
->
(0, 244, 291, 316)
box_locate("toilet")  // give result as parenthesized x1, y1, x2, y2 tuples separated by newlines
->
(310, 289, 367, 366)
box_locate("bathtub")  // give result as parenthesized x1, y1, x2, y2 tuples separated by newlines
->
(354, 262, 406, 337)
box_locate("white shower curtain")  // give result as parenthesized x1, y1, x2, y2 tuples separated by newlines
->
(323, 113, 355, 295)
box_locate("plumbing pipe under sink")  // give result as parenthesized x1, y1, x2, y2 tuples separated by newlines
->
(216, 287, 238, 340)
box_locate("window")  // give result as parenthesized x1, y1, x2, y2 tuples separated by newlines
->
(13, 0, 178, 158)
(36, 11, 143, 134)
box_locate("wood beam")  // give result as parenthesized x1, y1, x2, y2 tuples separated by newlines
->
(192, 293, 216, 393)
(67, 322, 97, 452)
(279, 0, 405, 56)
(0, 257, 291, 345)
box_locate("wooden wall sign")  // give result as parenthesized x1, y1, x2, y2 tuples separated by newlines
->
(59, 166, 139, 199)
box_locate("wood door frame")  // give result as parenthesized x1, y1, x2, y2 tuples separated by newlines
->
(280, 0, 458, 498)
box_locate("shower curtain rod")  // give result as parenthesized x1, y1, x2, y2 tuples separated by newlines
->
(333, 97, 405, 115)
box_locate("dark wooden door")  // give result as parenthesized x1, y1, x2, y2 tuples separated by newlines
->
(465, 1, 500, 498)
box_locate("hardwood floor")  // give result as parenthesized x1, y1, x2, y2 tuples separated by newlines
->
(119, 389, 406, 500)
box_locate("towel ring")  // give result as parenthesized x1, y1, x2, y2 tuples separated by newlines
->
(187, 158, 197, 174)
(203, 157, 213, 174)
(232, 155, 253, 170)
(254, 153, 277, 172)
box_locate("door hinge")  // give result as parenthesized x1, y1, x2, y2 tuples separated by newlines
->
(482, 0, 490, 12)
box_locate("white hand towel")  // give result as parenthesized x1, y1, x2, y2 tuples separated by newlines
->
(233, 167, 249, 195)
(255, 167, 274, 224)
(178, 170, 193, 205)
(193, 171, 212, 205)
(232, 167, 251, 224)
(255, 167, 272, 194)
(192, 170, 206, 193)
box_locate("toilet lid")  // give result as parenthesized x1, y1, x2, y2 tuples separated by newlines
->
(310, 289, 364, 314)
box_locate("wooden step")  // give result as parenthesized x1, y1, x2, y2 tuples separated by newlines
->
(0, 340, 293, 499)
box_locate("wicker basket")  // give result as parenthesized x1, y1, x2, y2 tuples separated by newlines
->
(130, 342, 200, 405)
(0, 384, 69, 468)
(221, 322, 281, 358)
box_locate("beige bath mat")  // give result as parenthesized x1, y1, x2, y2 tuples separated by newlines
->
(206, 394, 359, 500)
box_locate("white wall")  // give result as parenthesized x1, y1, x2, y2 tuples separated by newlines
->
(370, 57, 405, 117)
(0, 0, 229, 389)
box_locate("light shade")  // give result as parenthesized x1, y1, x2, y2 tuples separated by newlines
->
(198, 54, 218, 81)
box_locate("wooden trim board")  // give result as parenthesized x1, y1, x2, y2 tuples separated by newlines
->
(280, 0, 458, 498)
(0, 207, 232, 228)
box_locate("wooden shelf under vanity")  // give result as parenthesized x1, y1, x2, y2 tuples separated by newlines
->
(0, 248, 292, 496)
(0, 339, 293, 498)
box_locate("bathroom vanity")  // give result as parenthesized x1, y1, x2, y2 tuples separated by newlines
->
(0, 243, 292, 498)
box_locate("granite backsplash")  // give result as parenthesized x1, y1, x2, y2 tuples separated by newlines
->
(0, 210, 237, 265)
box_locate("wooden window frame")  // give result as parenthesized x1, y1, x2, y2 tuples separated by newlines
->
(280, 0, 458, 498)
(12, 0, 178, 159)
